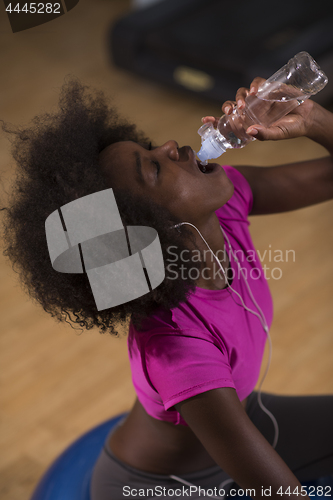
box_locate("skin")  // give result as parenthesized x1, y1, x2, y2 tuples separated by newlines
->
(99, 78, 333, 498)
(99, 139, 235, 289)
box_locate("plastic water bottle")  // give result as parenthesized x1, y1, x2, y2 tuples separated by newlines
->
(196, 52, 328, 163)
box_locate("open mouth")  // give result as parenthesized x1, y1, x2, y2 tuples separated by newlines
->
(196, 160, 216, 174)
(187, 147, 218, 174)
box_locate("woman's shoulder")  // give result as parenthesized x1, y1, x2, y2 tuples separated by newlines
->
(129, 307, 209, 342)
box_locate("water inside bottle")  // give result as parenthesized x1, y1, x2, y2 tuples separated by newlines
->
(245, 82, 308, 128)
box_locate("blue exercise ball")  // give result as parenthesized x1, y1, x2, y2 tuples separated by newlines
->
(30, 413, 127, 500)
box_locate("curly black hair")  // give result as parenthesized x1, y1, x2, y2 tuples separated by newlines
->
(1, 78, 202, 336)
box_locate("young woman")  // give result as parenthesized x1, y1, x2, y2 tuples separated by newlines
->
(2, 77, 333, 500)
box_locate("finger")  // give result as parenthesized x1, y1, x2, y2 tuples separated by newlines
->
(235, 87, 249, 109)
(235, 77, 266, 109)
(221, 100, 235, 115)
(248, 77, 266, 95)
(201, 116, 215, 122)
(201, 116, 219, 127)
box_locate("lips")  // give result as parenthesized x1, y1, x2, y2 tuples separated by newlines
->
(181, 146, 221, 175)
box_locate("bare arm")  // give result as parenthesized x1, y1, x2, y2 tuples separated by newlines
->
(202, 79, 333, 215)
(236, 101, 333, 215)
(175, 388, 310, 500)
(235, 154, 333, 215)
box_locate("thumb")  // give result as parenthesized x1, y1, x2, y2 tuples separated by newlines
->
(246, 125, 285, 141)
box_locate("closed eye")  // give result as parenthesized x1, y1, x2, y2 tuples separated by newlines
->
(140, 142, 160, 176)
(152, 160, 160, 176)
(147, 143, 160, 176)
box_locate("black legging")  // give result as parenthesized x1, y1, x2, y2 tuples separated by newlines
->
(246, 392, 333, 482)
(91, 391, 333, 499)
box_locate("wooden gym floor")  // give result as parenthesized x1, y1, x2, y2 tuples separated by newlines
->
(0, 1, 332, 498)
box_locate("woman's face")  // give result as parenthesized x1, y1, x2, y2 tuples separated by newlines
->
(99, 140, 234, 225)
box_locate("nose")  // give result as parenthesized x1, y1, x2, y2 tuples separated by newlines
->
(157, 140, 179, 161)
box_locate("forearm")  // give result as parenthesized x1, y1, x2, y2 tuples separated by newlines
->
(237, 101, 333, 215)
(236, 155, 333, 215)
(305, 101, 333, 156)
(176, 389, 311, 500)
(217, 428, 308, 500)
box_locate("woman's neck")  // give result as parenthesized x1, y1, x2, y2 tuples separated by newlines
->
(189, 214, 230, 290)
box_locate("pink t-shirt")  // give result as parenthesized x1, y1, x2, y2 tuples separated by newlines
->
(128, 165, 274, 425)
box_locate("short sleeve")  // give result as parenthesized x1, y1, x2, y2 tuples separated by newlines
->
(144, 331, 236, 411)
(219, 165, 253, 218)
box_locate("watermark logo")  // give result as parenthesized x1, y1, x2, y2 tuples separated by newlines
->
(45, 189, 165, 311)
(166, 245, 295, 282)
(3, 1, 80, 33)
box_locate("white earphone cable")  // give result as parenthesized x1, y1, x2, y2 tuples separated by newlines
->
(172, 221, 279, 449)
(220, 226, 279, 449)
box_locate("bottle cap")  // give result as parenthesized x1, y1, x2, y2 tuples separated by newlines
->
(197, 123, 227, 161)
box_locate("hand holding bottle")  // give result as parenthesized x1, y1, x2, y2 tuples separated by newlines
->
(197, 52, 328, 163)
(202, 76, 315, 142)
